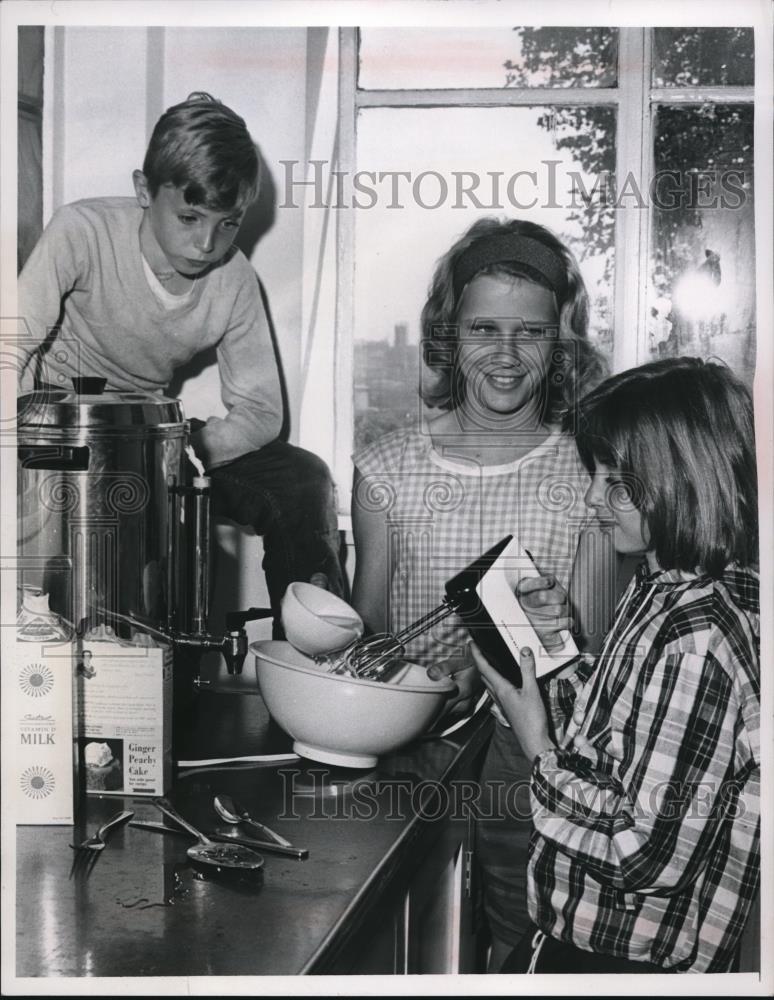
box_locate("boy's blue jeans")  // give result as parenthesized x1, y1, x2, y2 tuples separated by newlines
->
(203, 440, 348, 637)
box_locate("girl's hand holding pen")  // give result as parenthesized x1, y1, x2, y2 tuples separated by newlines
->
(515, 575, 573, 651)
(469, 642, 554, 762)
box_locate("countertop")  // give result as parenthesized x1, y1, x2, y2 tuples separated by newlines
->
(15, 685, 494, 980)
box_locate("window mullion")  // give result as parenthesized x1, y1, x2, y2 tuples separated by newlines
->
(334, 26, 358, 504)
(355, 87, 620, 109)
(649, 86, 754, 104)
(613, 27, 651, 373)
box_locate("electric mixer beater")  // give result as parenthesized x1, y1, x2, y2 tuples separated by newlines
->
(321, 535, 517, 683)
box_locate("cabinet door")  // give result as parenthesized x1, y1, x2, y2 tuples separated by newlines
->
(405, 808, 484, 974)
(341, 898, 405, 975)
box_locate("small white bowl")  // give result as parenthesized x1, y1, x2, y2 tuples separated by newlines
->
(253, 640, 456, 768)
(280, 581, 364, 657)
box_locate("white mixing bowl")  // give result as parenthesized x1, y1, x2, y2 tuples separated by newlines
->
(252, 640, 456, 768)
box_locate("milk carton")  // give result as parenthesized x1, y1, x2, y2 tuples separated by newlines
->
(12, 635, 75, 824)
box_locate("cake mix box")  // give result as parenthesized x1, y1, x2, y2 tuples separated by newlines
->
(12, 637, 75, 825)
(76, 639, 173, 796)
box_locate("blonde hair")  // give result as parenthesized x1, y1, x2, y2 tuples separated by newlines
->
(420, 217, 606, 420)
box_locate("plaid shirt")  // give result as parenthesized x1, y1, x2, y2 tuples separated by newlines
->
(354, 427, 592, 666)
(529, 563, 760, 972)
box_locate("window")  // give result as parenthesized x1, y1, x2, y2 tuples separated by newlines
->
(647, 103, 754, 380)
(651, 27, 754, 87)
(646, 30, 755, 384)
(357, 26, 618, 90)
(332, 26, 755, 499)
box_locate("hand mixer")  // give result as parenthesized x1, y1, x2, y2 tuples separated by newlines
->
(321, 535, 515, 683)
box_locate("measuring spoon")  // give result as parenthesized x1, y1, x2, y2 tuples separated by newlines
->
(154, 798, 264, 878)
(213, 793, 293, 848)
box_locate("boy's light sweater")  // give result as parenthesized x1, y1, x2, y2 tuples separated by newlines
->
(18, 197, 282, 468)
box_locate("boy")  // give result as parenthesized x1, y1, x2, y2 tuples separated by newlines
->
(18, 92, 345, 631)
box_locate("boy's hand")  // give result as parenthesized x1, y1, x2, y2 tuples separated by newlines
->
(469, 643, 553, 761)
(516, 575, 573, 650)
(186, 417, 208, 470)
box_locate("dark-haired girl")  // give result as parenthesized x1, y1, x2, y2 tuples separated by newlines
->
(473, 357, 760, 973)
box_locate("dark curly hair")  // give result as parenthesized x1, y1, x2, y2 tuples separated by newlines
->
(142, 92, 260, 211)
(420, 217, 607, 422)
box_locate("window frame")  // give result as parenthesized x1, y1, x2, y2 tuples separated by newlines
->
(332, 26, 756, 505)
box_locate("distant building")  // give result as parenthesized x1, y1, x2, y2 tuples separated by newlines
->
(354, 323, 421, 448)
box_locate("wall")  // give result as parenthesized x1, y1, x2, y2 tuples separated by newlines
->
(17, 26, 45, 270)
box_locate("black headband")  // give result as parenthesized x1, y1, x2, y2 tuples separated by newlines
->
(452, 234, 569, 302)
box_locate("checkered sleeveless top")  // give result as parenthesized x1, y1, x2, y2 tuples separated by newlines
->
(354, 426, 592, 667)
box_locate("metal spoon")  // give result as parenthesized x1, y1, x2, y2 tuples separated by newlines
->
(213, 793, 293, 848)
(130, 820, 308, 859)
(154, 798, 264, 878)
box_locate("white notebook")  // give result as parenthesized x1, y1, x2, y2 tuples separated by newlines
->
(475, 536, 579, 679)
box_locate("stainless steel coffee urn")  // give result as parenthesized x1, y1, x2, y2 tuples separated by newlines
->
(18, 380, 270, 677)
(18, 382, 188, 634)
